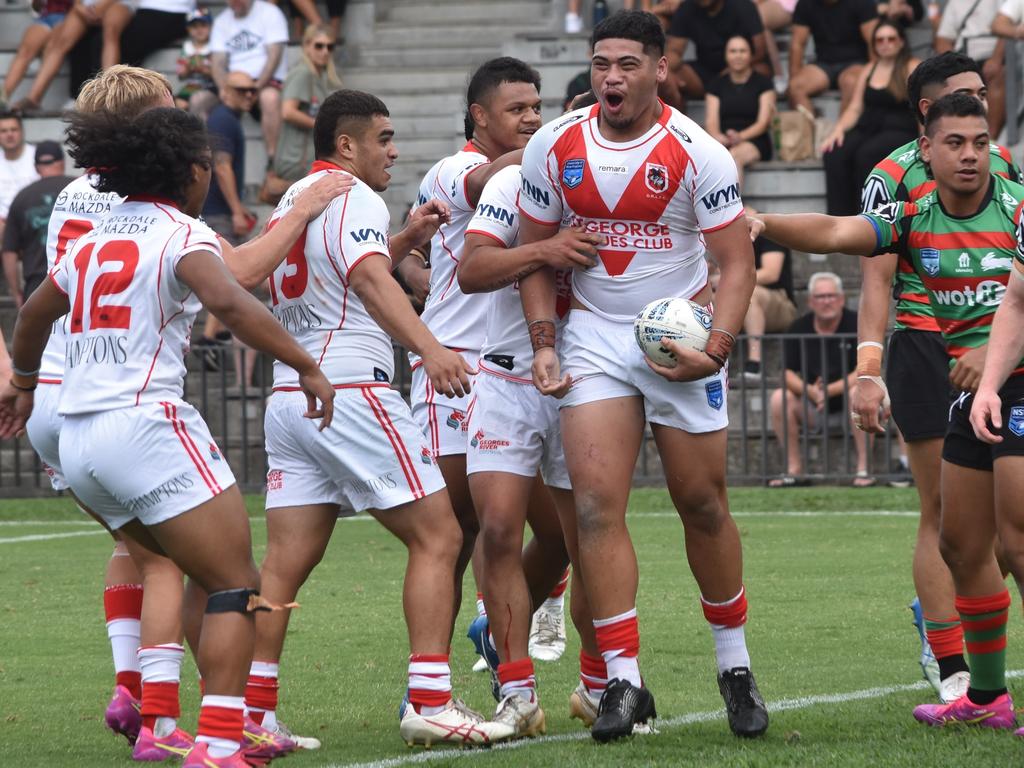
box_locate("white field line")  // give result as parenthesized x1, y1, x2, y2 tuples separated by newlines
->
(0, 519, 97, 526)
(327, 670, 1024, 768)
(0, 529, 108, 544)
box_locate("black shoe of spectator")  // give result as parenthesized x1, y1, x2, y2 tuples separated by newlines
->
(194, 336, 223, 372)
(742, 360, 762, 382)
(887, 460, 913, 488)
(718, 667, 769, 738)
(591, 678, 657, 742)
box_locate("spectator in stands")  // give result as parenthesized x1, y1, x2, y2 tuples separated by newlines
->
(652, 0, 683, 29)
(0, 113, 39, 244)
(821, 19, 920, 215)
(566, 0, 584, 32)
(704, 35, 776, 186)
(211, 0, 289, 170)
(204, 71, 256, 245)
(1, 0, 72, 108)
(754, 0, 796, 92)
(942, 0, 1005, 137)
(175, 8, 218, 117)
(787, 0, 877, 114)
(1, 141, 74, 307)
(107, 0, 191, 70)
(271, 24, 342, 185)
(741, 211, 798, 381)
(878, 0, 922, 25)
(768, 272, 871, 487)
(281, 0, 347, 41)
(12, 0, 117, 114)
(663, 0, 767, 108)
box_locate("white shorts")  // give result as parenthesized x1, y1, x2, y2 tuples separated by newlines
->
(264, 386, 446, 513)
(466, 371, 571, 489)
(409, 351, 478, 457)
(58, 400, 237, 530)
(561, 310, 729, 433)
(25, 382, 68, 491)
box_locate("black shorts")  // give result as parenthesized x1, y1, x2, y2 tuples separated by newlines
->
(814, 60, 862, 89)
(943, 375, 1024, 471)
(285, 0, 349, 19)
(887, 329, 951, 442)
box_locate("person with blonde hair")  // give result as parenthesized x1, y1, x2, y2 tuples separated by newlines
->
(268, 24, 342, 191)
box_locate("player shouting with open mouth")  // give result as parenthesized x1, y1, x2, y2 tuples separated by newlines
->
(516, 10, 769, 742)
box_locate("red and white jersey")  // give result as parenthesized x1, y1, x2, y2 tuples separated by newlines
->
(50, 197, 219, 415)
(518, 102, 743, 322)
(412, 143, 491, 360)
(466, 165, 572, 383)
(40, 174, 123, 383)
(267, 162, 394, 389)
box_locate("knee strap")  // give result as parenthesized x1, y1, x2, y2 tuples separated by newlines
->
(206, 588, 264, 614)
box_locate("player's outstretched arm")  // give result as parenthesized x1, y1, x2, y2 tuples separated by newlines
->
(0, 280, 70, 438)
(971, 262, 1024, 442)
(349, 254, 472, 398)
(851, 253, 897, 433)
(221, 172, 354, 289)
(459, 229, 599, 294)
(177, 249, 335, 430)
(755, 212, 879, 256)
(517, 217, 569, 396)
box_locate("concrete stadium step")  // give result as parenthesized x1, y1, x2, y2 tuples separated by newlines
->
(371, 23, 549, 48)
(354, 44, 502, 68)
(380, 0, 553, 25)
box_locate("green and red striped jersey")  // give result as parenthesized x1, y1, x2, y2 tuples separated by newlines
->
(861, 175, 1024, 372)
(861, 139, 1020, 332)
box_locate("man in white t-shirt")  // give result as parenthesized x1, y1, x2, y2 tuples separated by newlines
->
(211, 0, 288, 163)
(0, 112, 39, 244)
(937, 0, 1004, 137)
(517, 11, 767, 742)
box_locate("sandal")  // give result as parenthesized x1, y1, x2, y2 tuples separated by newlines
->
(768, 475, 810, 488)
(852, 471, 877, 488)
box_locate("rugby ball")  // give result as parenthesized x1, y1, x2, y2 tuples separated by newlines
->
(634, 298, 713, 366)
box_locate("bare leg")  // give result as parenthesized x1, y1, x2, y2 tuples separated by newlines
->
(907, 439, 954, 618)
(25, 11, 91, 107)
(522, 476, 570, 606)
(744, 286, 769, 364)
(437, 453, 477, 639)
(259, 86, 281, 162)
(939, 461, 1002, 597)
(101, 3, 133, 70)
(769, 388, 804, 476)
(3, 25, 51, 98)
(787, 63, 828, 113)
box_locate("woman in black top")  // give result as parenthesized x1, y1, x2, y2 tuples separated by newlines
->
(821, 19, 920, 215)
(704, 35, 776, 187)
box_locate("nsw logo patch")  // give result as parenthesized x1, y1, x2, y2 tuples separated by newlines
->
(562, 158, 586, 189)
(920, 247, 941, 277)
(1008, 405, 1024, 437)
(705, 380, 724, 410)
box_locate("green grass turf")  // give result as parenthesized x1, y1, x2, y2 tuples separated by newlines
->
(1, 487, 1022, 767)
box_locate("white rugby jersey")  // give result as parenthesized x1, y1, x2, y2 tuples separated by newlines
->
(40, 175, 123, 383)
(267, 162, 394, 389)
(466, 165, 572, 383)
(518, 102, 743, 322)
(50, 197, 220, 415)
(412, 143, 490, 361)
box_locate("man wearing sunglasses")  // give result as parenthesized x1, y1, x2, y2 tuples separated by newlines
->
(204, 72, 260, 244)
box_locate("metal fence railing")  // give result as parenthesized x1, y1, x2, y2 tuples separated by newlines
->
(0, 332, 910, 497)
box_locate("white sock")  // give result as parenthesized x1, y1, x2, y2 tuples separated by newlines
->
(199, 736, 240, 759)
(106, 618, 141, 675)
(246, 660, 279, 730)
(709, 625, 750, 673)
(198, 695, 244, 758)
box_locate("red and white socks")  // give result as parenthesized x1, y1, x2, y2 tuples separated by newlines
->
(104, 583, 143, 698)
(408, 654, 452, 716)
(245, 660, 280, 731)
(475, 592, 487, 619)
(541, 569, 570, 613)
(579, 650, 608, 702)
(138, 643, 184, 736)
(593, 608, 641, 687)
(701, 587, 751, 672)
(497, 658, 537, 703)
(197, 695, 245, 758)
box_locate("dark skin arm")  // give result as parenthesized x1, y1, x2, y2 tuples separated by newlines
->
(458, 228, 600, 294)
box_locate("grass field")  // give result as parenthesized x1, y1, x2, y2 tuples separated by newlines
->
(2, 486, 1023, 767)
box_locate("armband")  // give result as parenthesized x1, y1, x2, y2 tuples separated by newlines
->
(528, 319, 556, 351)
(704, 328, 735, 366)
(10, 379, 37, 392)
(12, 365, 40, 377)
(856, 341, 884, 377)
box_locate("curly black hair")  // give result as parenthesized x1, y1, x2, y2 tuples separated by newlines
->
(65, 107, 209, 203)
(923, 92, 987, 137)
(592, 10, 665, 57)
